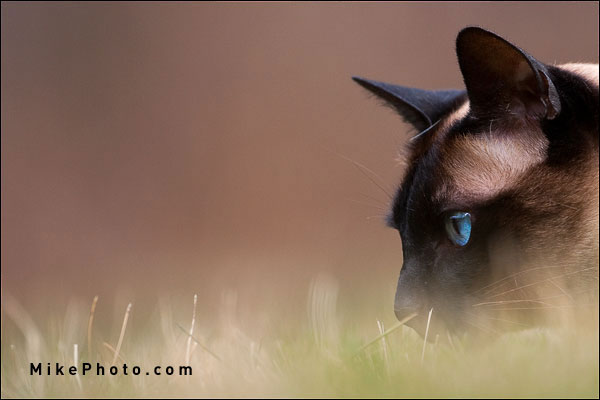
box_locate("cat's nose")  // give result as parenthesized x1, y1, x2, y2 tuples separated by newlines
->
(394, 285, 421, 322)
(394, 291, 427, 335)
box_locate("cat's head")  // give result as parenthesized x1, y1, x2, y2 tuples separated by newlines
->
(354, 27, 599, 337)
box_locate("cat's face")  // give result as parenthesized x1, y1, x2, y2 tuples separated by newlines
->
(354, 27, 599, 337)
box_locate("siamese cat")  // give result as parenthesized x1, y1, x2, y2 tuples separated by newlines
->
(353, 27, 598, 337)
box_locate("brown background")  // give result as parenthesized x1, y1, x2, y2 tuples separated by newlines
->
(2, 2, 598, 314)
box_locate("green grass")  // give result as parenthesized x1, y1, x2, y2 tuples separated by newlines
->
(1, 277, 598, 398)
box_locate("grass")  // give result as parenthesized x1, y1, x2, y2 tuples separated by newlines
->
(1, 275, 598, 398)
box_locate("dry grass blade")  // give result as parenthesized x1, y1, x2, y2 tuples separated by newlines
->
(185, 294, 198, 365)
(111, 303, 132, 366)
(103, 342, 127, 364)
(421, 308, 433, 364)
(176, 323, 222, 361)
(355, 313, 417, 355)
(87, 295, 99, 357)
(73, 344, 82, 390)
(376, 319, 389, 376)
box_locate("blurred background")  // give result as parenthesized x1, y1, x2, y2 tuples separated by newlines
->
(2, 2, 598, 323)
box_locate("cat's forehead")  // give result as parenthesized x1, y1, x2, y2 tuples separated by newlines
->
(409, 101, 549, 206)
(390, 62, 599, 224)
(425, 63, 599, 207)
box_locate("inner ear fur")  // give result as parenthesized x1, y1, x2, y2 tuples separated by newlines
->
(456, 27, 561, 120)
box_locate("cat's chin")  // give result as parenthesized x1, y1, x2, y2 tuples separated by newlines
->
(401, 312, 456, 341)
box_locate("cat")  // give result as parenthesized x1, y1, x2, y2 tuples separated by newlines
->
(353, 27, 598, 337)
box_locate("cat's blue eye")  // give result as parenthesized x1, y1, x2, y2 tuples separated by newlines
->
(445, 212, 472, 246)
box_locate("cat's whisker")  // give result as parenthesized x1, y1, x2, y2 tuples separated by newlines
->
(472, 266, 563, 296)
(536, 287, 598, 301)
(484, 267, 597, 300)
(479, 316, 529, 327)
(366, 215, 389, 220)
(460, 312, 500, 336)
(345, 198, 388, 212)
(547, 278, 575, 302)
(356, 192, 390, 208)
(480, 285, 598, 310)
(334, 152, 394, 200)
(484, 303, 598, 311)
(478, 280, 514, 298)
(472, 299, 556, 308)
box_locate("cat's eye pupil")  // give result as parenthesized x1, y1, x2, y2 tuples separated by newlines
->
(452, 219, 461, 233)
(445, 211, 471, 246)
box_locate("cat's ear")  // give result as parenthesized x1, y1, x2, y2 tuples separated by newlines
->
(352, 76, 466, 133)
(456, 27, 560, 120)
